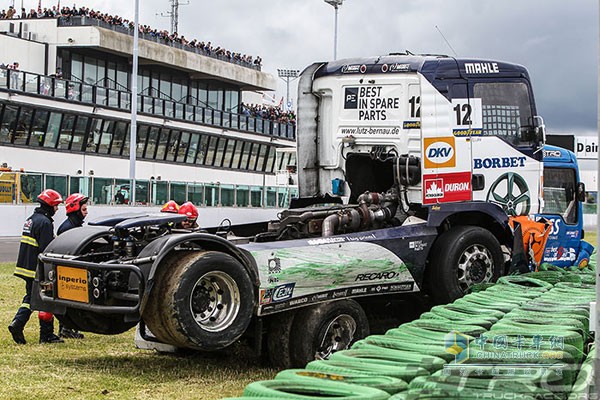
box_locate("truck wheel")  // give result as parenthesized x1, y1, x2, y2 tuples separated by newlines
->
(289, 299, 369, 368)
(266, 311, 296, 369)
(427, 226, 503, 304)
(149, 251, 255, 350)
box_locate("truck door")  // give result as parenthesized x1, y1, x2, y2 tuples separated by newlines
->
(466, 80, 543, 215)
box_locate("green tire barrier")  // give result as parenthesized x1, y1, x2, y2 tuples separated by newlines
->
(242, 379, 390, 399)
(305, 359, 429, 382)
(484, 285, 547, 298)
(506, 309, 589, 332)
(429, 364, 566, 387)
(496, 275, 554, 290)
(493, 318, 586, 340)
(386, 325, 475, 344)
(519, 304, 589, 317)
(408, 375, 555, 396)
(329, 348, 446, 374)
(463, 291, 532, 306)
(555, 282, 595, 290)
(352, 336, 454, 362)
(275, 369, 408, 395)
(568, 345, 595, 400)
(521, 271, 583, 285)
(427, 305, 499, 323)
(488, 326, 584, 356)
(442, 303, 505, 320)
(405, 320, 488, 337)
(388, 387, 559, 399)
(418, 312, 495, 330)
(453, 298, 518, 313)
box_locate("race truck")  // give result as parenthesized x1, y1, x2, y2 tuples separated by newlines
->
(539, 145, 593, 268)
(33, 53, 548, 369)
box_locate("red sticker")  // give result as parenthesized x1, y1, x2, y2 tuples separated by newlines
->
(423, 172, 472, 204)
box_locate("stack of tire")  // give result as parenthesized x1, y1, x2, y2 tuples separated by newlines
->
(568, 345, 596, 399)
(225, 266, 595, 399)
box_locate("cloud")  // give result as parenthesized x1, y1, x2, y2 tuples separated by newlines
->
(43, 0, 598, 134)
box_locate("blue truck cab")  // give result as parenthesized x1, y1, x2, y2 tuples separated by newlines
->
(538, 145, 593, 267)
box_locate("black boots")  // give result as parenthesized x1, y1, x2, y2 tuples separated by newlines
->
(39, 313, 64, 344)
(8, 320, 26, 344)
(59, 326, 84, 339)
(39, 333, 64, 344)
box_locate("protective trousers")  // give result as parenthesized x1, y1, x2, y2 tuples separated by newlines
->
(11, 278, 55, 338)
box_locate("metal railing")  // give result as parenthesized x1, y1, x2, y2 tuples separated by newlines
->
(0, 68, 296, 140)
(56, 16, 262, 71)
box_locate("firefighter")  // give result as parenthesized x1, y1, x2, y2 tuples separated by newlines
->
(56, 193, 89, 339)
(160, 200, 179, 213)
(8, 189, 64, 344)
(178, 201, 200, 231)
(57, 193, 89, 235)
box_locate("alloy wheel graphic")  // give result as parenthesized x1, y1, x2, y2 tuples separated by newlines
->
(486, 172, 530, 216)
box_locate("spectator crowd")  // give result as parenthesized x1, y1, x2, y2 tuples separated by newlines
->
(0, 4, 261, 68)
(241, 103, 296, 125)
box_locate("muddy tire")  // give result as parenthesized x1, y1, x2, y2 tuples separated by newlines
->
(266, 311, 296, 369)
(426, 226, 503, 304)
(144, 251, 254, 350)
(289, 299, 369, 368)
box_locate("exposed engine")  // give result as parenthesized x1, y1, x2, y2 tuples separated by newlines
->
(261, 150, 422, 241)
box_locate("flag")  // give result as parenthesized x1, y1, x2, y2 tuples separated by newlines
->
(57, 0, 61, 10)
(278, 97, 283, 107)
(38, 0, 42, 14)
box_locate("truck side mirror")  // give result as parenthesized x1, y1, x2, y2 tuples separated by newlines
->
(577, 182, 586, 202)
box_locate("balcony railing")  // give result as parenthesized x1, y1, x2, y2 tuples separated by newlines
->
(56, 16, 261, 71)
(0, 68, 296, 140)
(0, 171, 298, 208)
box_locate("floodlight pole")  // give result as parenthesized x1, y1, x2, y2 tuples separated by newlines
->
(277, 69, 300, 109)
(324, 0, 345, 60)
(129, 0, 139, 205)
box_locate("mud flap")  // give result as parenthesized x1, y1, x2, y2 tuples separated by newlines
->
(508, 220, 530, 274)
(508, 216, 551, 273)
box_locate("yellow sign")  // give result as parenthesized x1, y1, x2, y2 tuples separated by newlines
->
(0, 180, 13, 203)
(57, 266, 89, 303)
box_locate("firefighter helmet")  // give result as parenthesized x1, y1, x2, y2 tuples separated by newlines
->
(65, 193, 89, 214)
(37, 189, 63, 207)
(161, 200, 179, 213)
(178, 202, 198, 221)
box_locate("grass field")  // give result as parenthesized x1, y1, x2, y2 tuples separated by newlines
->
(1, 229, 597, 399)
(0, 262, 275, 400)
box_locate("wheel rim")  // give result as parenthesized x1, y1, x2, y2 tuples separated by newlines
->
(457, 244, 494, 292)
(315, 314, 357, 360)
(486, 172, 531, 216)
(189, 271, 240, 332)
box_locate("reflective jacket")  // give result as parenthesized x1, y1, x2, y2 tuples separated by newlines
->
(14, 207, 54, 280)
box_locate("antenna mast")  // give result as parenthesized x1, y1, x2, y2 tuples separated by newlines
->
(159, 0, 189, 34)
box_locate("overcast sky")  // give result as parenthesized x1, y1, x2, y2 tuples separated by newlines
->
(23, 0, 600, 135)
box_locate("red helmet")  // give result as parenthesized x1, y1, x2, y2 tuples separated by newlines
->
(161, 200, 179, 213)
(37, 189, 63, 206)
(178, 202, 198, 220)
(65, 193, 89, 214)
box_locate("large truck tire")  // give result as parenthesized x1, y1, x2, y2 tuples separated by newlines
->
(289, 299, 369, 368)
(426, 225, 503, 304)
(144, 251, 255, 350)
(266, 311, 296, 369)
